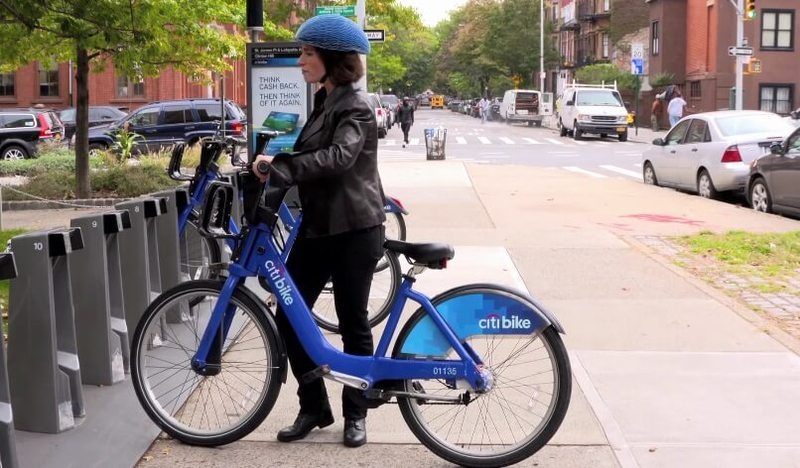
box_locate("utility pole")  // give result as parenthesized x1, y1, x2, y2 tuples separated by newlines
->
(735, 0, 744, 110)
(246, 0, 263, 43)
(540, 0, 545, 94)
(356, 0, 368, 91)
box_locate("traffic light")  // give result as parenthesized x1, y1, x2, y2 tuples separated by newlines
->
(745, 0, 757, 19)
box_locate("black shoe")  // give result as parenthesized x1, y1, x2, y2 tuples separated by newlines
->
(277, 411, 334, 442)
(343, 418, 367, 447)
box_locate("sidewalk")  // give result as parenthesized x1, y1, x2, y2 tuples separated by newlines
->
(8, 159, 800, 468)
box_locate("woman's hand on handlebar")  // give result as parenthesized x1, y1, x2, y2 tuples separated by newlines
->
(252, 154, 274, 183)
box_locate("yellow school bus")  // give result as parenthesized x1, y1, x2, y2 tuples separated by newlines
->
(431, 95, 445, 109)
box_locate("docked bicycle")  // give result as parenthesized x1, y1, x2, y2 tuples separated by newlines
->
(131, 163, 572, 468)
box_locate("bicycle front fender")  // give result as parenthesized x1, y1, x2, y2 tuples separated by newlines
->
(394, 283, 565, 359)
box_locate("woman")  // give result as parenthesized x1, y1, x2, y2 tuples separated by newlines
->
(252, 15, 385, 448)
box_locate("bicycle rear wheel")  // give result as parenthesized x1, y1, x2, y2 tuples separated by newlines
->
(392, 286, 571, 467)
(312, 250, 401, 333)
(180, 221, 223, 281)
(376, 211, 406, 272)
(131, 280, 284, 446)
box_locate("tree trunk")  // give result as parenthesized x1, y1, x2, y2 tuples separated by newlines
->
(75, 46, 91, 199)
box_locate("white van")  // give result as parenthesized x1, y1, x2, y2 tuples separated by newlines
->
(499, 89, 553, 127)
(558, 82, 629, 141)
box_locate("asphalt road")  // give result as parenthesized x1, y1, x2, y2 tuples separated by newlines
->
(379, 109, 646, 182)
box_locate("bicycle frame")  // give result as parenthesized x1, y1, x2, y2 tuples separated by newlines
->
(191, 219, 488, 392)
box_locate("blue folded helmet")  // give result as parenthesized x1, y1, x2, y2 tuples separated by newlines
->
(296, 15, 371, 55)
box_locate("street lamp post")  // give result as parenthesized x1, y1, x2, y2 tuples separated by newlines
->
(540, 0, 545, 94)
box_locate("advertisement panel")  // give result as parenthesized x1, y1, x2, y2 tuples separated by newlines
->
(246, 42, 313, 160)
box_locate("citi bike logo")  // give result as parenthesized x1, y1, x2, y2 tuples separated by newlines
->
(265, 261, 294, 306)
(479, 313, 531, 330)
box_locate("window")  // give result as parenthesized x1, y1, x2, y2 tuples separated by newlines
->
(128, 107, 160, 126)
(602, 33, 609, 58)
(0, 114, 36, 129)
(196, 103, 239, 122)
(604, 0, 610, 12)
(690, 81, 702, 98)
(116, 76, 145, 97)
(162, 105, 191, 125)
(665, 119, 690, 145)
(38, 62, 59, 97)
(651, 21, 660, 56)
(787, 132, 800, 155)
(0, 74, 14, 97)
(760, 84, 794, 114)
(685, 120, 710, 143)
(761, 10, 794, 50)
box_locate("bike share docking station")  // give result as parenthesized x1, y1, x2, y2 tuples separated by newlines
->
(0, 252, 19, 468)
(7, 228, 85, 434)
(69, 210, 132, 385)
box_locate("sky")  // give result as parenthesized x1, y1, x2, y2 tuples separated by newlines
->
(396, 0, 469, 26)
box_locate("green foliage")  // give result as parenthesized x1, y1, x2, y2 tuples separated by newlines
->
(0, 229, 27, 327)
(608, 0, 650, 45)
(0, 152, 103, 177)
(650, 72, 676, 88)
(111, 128, 143, 162)
(575, 64, 638, 92)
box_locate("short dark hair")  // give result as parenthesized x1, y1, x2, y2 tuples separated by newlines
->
(315, 48, 364, 86)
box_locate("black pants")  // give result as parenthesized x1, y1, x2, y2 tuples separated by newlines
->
(274, 225, 383, 419)
(401, 123, 411, 143)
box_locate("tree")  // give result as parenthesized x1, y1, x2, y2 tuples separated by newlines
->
(0, 1, 288, 198)
(575, 64, 638, 92)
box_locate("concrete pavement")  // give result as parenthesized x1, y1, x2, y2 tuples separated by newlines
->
(6, 157, 800, 468)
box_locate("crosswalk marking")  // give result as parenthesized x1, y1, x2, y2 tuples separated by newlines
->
(499, 137, 515, 144)
(478, 137, 492, 145)
(522, 138, 542, 144)
(545, 138, 566, 146)
(456, 137, 467, 144)
(409, 138, 420, 146)
(384, 139, 397, 146)
(564, 166, 607, 178)
(377, 135, 646, 148)
(572, 140, 589, 146)
(600, 165, 642, 179)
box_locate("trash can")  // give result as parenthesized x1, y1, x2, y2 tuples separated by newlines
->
(424, 127, 447, 160)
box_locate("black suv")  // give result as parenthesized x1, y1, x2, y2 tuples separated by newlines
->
(61, 106, 128, 141)
(86, 99, 247, 153)
(0, 110, 41, 160)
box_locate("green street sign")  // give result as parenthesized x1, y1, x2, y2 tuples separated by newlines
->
(315, 5, 356, 16)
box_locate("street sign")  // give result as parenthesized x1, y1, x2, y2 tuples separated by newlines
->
(631, 43, 644, 76)
(364, 29, 385, 42)
(727, 46, 754, 56)
(315, 5, 356, 16)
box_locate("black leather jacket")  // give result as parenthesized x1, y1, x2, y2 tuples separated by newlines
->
(269, 84, 386, 238)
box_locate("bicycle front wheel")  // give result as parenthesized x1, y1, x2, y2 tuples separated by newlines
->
(312, 250, 401, 333)
(392, 287, 571, 467)
(131, 280, 284, 446)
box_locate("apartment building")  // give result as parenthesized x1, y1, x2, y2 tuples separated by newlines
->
(648, 0, 799, 114)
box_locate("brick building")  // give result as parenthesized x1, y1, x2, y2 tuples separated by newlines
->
(648, 0, 799, 114)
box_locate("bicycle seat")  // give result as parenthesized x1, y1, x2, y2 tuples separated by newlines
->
(384, 240, 454, 269)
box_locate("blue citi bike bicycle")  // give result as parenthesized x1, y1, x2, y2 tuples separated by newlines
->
(131, 162, 572, 467)
(169, 134, 406, 332)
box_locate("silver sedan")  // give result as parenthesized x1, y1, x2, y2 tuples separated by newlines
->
(642, 111, 795, 198)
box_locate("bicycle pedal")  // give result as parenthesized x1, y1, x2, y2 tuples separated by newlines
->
(301, 364, 330, 384)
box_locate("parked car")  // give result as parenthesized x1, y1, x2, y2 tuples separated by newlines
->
(367, 93, 388, 138)
(85, 98, 246, 154)
(0, 110, 40, 160)
(60, 106, 127, 141)
(380, 94, 399, 128)
(448, 100, 463, 112)
(641, 110, 795, 199)
(35, 109, 65, 143)
(558, 82, 629, 141)
(746, 126, 800, 216)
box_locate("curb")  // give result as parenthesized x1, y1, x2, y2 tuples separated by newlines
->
(1, 198, 128, 211)
(623, 234, 800, 356)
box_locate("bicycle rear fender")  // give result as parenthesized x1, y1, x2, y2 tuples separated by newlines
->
(384, 196, 408, 215)
(396, 283, 565, 359)
(233, 283, 289, 383)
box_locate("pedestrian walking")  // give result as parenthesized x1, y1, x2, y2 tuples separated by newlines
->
(667, 91, 687, 127)
(252, 14, 385, 449)
(479, 97, 490, 124)
(397, 97, 415, 147)
(651, 95, 664, 132)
